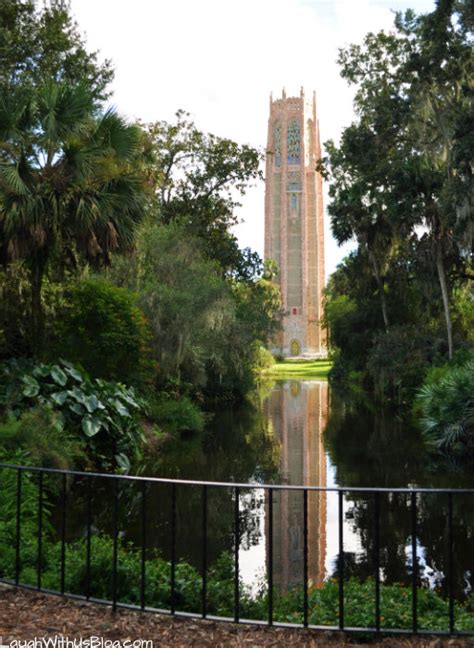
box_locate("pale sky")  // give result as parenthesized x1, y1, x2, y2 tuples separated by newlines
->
(69, 0, 437, 280)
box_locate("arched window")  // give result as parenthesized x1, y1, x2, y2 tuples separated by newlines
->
(287, 120, 301, 165)
(290, 339, 301, 356)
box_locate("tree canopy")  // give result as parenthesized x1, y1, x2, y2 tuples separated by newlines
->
(144, 111, 264, 280)
(0, 0, 113, 101)
(322, 0, 473, 399)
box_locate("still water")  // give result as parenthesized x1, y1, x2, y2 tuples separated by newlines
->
(61, 378, 474, 602)
(132, 379, 474, 601)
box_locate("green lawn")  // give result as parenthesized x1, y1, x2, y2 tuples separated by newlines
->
(263, 358, 332, 380)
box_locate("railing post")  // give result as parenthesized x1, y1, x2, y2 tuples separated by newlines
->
(60, 472, 67, 594)
(411, 491, 418, 634)
(448, 492, 454, 633)
(202, 484, 207, 619)
(234, 486, 240, 623)
(140, 480, 147, 610)
(268, 487, 273, 626)
(112, 478, 119, 611)
(374, 491, 381, 632)
(170, 482, 176, 614)
(15, 469, 22, 585)
(86, 475, 92, 600)
(338, 489, 344, 630)
(37, 471, 43, 591)
(303, 488, 308, 627)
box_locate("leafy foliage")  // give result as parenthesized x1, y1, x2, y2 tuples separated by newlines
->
(0, 263, 69, 359)
(147, 396, 206, 437)
(0, 406, 85, 470)
(111, 222, 281, 400)
(0, 0, 113, 101)
(144, 111, 263, 280)
(0, 79, 147, 352)
(54, 278, 156, 389)
(0, 479, 472, 631)
(417, 359, 474, 453)
(322, 1, 473, 403)
(0, 359, 144, 470)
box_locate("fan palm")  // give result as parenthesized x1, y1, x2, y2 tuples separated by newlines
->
(0, 80, 146, 353)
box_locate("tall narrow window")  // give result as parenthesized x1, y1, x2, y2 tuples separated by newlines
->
(273, 124, 282, 167)
(287, 120, 301, 165)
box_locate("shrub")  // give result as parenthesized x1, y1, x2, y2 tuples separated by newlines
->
(0, 264, 68, 360)
(253, 346, 275, 376)
(0, 407, 85, 470)
(0, 359, 145, 470)
(55, 278, 156, 389)
(416, 358, 474, 453)
(366, 325, 440, 403)
(147, 396, 206, 436)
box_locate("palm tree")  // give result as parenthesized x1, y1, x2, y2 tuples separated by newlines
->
(0, 80, 146, 353)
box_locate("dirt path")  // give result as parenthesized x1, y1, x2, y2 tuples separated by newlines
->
(0, 586, 473, 647)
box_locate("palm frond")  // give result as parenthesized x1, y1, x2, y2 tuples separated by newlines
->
(94, 108, 141, 160)
(0, 163, 30, 196)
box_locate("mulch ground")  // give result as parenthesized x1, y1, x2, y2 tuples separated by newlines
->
(0, 585, 473, 647)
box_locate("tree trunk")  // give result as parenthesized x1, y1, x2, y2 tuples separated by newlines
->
(435, 244, 453, 360)
(370, 252, 390, 331)
(30, 260, 46, 357)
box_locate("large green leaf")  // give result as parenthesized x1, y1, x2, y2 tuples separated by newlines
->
(82, 416, 103, 437)
(68, 402, 85, 416)
(50, 366, 68, 387)
(115, 453, 131, 471)
(65, 366, 83, 382)
(32, 365, 51, 378)
(83, 394, 99, 413)
(51, 391, 69, 406)
(68, 387, 87, 405)
(22, 376, 40, 398)
(111, 399, 131, 418)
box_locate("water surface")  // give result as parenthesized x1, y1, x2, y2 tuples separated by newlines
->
(59, 378, 474, 603)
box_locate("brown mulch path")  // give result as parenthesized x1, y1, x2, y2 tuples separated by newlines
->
(0, 586, 473, 647)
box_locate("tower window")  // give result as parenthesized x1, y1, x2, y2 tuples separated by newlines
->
(292, 307, 298, 315)
(287, 120, 301, 164)
(273, 124, 282, 167)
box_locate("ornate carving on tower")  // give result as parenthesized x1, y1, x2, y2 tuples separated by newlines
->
(264, 89, 326, 357)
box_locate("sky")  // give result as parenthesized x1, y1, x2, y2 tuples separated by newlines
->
(69, 0, 437, 280)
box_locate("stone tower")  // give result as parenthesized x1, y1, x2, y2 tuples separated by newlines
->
(264, 88, 326, 357)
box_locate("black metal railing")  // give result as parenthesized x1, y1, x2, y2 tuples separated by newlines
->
(0, 462, 473, 637)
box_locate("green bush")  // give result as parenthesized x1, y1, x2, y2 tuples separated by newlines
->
(0, 264, 68, 360)
(253, 346, 275, 376)
(0, 359, 145, 470)
(366, 325, 441, 403)
(147, 396, 206, 436)
(55, 278, 156, 389)
(416, 358, 474, 453)
(0, 407, 85, 470)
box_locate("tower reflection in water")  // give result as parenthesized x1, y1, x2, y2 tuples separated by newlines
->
(265, 380, 328, 593)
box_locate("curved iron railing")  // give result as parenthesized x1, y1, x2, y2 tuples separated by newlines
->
(0, 462, 473, 637)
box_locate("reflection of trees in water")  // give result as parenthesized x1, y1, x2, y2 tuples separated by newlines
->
(131, 394, 280, 570)
(48, 393, 281, 578)
(324, 389, 474, 600)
